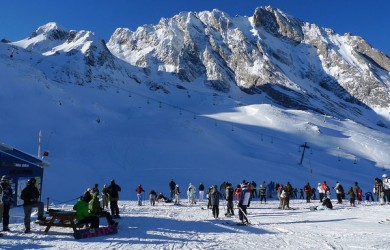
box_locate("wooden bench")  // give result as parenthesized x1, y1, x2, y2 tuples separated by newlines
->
(38, 209, 87, 233)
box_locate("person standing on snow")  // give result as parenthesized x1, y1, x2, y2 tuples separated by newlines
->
(259, 184, 267, 204)
(382, 174, 390, 203)
(317, 183, 324, 202)
(303, 182, 311, 203)
(198, 182, 205, 202)
(333, 181, 344, 204)
(352, 182, 360, 203)
(0, 182, 3, 237)
(347, 187, 356, 207)
(238, 183, 251, 224)
(21, 178, 45, 233)
(169, 179, 176, 199)
(322, 181, 330, 199)
(210, 185, 221, 219)
(187, 183, 196, 204)
(1, 175, 13, 232)
(107, 179, 121, 218)
(135, 184, 145, 206)
(149, 190, 157, 206)
(225, 184, 235, 216)
(101, 184, 109, 209)
(374, 178, 385, 205)
(174, 184, 181, 205)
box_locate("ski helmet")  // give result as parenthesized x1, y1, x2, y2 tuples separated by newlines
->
(382, 174, 388, 178)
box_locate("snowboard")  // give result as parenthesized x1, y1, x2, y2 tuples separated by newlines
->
(74, 225, 118, 239)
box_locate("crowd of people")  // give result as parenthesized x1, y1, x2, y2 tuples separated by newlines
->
(1, 174, 390, 236)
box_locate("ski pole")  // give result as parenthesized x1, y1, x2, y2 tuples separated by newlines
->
(237, 206, 250, 224)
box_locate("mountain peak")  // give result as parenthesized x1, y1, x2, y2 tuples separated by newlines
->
(30, 22, 67, 40)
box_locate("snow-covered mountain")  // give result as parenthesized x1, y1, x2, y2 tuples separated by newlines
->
(1, 7, 390, 201)
(108, 6, 390, 125)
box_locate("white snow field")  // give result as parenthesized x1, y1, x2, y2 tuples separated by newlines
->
(1, 199, 390, 249)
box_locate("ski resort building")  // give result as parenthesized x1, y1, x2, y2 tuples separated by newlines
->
(0, 143, 49, 206)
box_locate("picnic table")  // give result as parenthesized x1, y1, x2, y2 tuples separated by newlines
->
(38, 209, 86, 233)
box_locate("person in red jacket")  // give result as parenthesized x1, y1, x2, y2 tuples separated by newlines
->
(136, 184, 145, 206)
(303, 182, 311, 203)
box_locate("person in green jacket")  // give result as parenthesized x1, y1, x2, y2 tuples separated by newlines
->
(89, 192, 118, 227)
(73, 191, 99, 228)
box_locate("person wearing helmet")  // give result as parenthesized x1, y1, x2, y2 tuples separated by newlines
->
(20, 178, 45, 233)
(382, 174, 390, 203)
(1, 175, 14, 232)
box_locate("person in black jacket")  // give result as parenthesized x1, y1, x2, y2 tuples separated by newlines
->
(107, 179, 121, 218)
(1, 175, 14, 232)
(21, 178, 45, 233)
(225, 184, 234, 216)
(198, 182, 205, 202)
(169, 179, 176, 199)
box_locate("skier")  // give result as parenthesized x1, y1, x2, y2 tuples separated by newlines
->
(303, 182, 311, 203)
(382, 174, 390, 203)
(107, 179, 121, 218)
(169, 179, 176, 199)
(135, 184, 145, 206)
(259, 184, 267, 204)
(284, 182, 293, 208)
(250, 181, 257, 198)
(322, 181, 330, 199)
(187, 183, 197, 204)
(238, 183, 251, 224)
(198, 182, 205, 202)
(352, 182, 360, 203)
(234, 184, 242, 201)
(299, 189, 304, 199)
(347, 187, 356, 207)
(333, 181, 344, 204)
(365, 191, 374, 202)
(149, 190, 157, 206)
(225, 183, 235, 216)
(21, 178, 45, 233)
(357, 188, 363, 204)
(73, 191, 99, 230)
(317, 183, 324, 202)
(1, 175, 13, 232)
(374, 178, 385, 205)
(174, 184, 181, 205)
(210, 185, 221, 219)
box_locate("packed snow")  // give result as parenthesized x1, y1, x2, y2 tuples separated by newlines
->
(1, 199, 390, 249)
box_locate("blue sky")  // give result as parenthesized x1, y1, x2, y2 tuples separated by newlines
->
(1, 0, 389, 55)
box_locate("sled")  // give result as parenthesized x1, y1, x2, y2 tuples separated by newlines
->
(73, 225, 118, 239)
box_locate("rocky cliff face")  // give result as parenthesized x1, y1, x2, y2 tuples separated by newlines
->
(107, 6, 390, 119)
(4, 7, 390, 125)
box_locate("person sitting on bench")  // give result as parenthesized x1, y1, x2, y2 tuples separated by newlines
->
(73, 191, 99, 229)
(89, 192, 118, 227)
